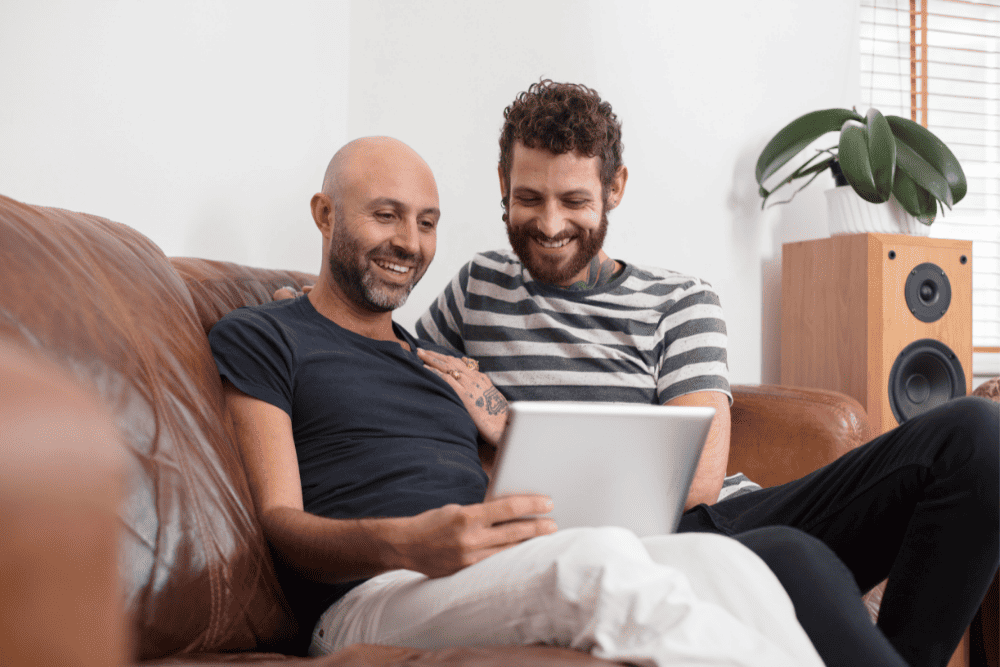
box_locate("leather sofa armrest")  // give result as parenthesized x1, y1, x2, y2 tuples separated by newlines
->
(728, 384, 873, 488)
(0, 338, 126, 667)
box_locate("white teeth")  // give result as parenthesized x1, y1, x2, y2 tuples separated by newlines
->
(375, 260, 410, 274)
(538, 238, 571, 249)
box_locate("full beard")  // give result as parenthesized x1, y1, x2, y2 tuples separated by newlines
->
(328, 224, 426, 312)
(505, 211, 609, 285)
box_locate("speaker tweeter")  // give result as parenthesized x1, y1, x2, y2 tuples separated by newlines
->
(904, 263, 952, 323)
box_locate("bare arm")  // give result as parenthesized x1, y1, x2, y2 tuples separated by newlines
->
(665, 391, 731, 510)
(223, 381, 553, 582)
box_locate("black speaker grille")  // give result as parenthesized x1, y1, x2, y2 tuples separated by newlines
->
(888, 339, 966, 424)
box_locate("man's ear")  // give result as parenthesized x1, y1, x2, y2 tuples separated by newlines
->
(497, 164, 508, 200)
(311, 193, 334, 236)
(607, 165, 629, 210)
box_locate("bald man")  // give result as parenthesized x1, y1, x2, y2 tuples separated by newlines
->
(208, 137, 825, 666)
(210, 136, 533, 612)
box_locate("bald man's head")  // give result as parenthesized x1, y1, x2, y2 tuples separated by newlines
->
(321, 136, 435, 202)
(310, 137, 440, 313)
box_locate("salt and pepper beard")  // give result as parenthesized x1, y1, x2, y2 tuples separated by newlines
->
(327, 208, 427, 312)
(504, 204, 610, 286)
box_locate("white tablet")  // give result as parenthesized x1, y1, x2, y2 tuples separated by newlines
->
(486, 401, 715, 536)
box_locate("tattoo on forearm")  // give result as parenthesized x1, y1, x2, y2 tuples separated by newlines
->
(483, 387, 508, 416)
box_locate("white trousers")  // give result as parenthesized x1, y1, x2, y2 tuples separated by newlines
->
(309, 527, 824, 667)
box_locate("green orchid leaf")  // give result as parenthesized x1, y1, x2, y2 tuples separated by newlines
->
(895, 138, 954, 209)
(839, 123, 885, 203)
(865, 108, 896, 201)
(887, 115, 966, 204)
(929, 200, 941, 225)
(756, 108, 864, 185)
(892, 168, 936, 224)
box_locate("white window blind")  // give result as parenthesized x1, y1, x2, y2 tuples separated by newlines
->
(860, 0, 1000, 356)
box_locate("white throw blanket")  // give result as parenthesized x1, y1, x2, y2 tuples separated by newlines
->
(310, 527, 825, 666)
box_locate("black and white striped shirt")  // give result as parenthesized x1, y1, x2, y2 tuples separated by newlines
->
(416, 249, 760, 501)
(417, 249, 732, 404)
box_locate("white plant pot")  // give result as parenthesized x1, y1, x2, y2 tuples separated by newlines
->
(825, 185, 931, 236)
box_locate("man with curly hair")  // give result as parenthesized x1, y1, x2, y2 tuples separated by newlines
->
(415, 80, 999, 667)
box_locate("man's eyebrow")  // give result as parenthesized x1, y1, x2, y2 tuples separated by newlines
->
(368, 197, 406, 209)
(511, 187, 594, 198)
(368, 197, 439, 218)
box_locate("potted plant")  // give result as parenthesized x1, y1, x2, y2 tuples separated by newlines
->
(755, 107, 966, 234)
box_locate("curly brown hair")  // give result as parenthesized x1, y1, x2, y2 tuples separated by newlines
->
(499, 79, 624, 210)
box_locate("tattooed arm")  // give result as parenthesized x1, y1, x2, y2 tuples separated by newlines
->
(415, 348, 510, 454)
(473, 386, 510, 477)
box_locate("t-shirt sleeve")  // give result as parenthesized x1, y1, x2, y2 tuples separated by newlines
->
(655, 280, 732, 405)
(209, 308, 295, 416)
(415, 260, 472, 354)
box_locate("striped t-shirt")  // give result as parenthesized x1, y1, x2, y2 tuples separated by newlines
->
(416, 249, 760, 502)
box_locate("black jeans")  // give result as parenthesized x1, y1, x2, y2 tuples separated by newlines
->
(679, 396, 999, 667)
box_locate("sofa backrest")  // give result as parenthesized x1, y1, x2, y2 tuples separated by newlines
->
(169, 257, 316, 336)
(0, 194, 297, 660)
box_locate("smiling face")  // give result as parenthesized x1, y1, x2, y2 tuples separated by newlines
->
(327, 200, 435, 312)
(503, 142, 610, 286)
(318, 138, 439, 313)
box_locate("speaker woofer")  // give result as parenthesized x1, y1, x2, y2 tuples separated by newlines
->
(888, 339, 966, 424)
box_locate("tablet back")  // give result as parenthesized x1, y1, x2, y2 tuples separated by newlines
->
(487, 401, 715, 536)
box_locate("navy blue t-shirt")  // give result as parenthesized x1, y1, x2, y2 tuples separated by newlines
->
(209, 296, 488, 636)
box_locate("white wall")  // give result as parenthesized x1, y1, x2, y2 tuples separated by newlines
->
(1, 0, 861, 385)
(0, 0, 351, 272)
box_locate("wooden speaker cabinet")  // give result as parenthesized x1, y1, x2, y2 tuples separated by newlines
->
(781, 233, 973, 435)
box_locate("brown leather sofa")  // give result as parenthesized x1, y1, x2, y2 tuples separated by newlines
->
(0, 193, 989, 666)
